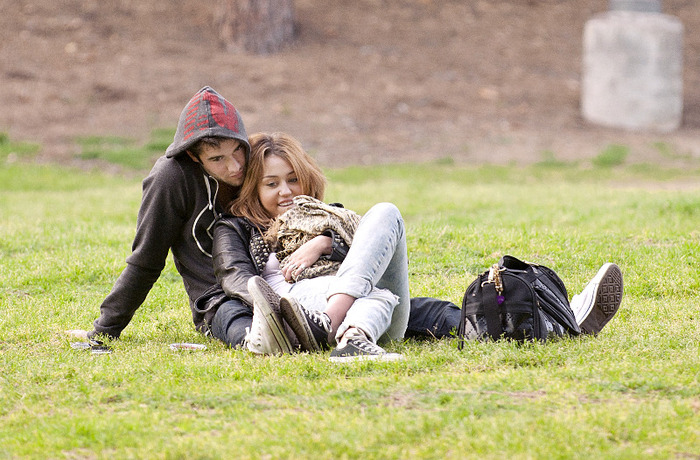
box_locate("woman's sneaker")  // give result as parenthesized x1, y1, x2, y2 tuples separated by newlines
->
(279, 295, 331, 352)
(329, 328, 403, 363)
(244, 276, 293, 355)
(570, 263, 624, 335)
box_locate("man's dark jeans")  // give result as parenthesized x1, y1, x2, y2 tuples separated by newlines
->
(405, 297, 461, 340)
(210, 299, 253, 347)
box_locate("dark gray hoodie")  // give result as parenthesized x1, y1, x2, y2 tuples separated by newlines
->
(92, 87, 250, 338)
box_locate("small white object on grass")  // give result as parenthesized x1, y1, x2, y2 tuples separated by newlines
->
(169, 343, 207, 351)
(66, 329, 89, 340)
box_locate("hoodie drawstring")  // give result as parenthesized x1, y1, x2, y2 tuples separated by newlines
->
(192, 173, 220, 258)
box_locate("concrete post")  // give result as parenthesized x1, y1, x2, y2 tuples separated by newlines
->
(581, 5, 683, 132)
(609, 0, 661, 13)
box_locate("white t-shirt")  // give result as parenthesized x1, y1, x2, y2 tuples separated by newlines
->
(261, 253, 292, 295)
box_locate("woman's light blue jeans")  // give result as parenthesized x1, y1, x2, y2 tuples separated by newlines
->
(289, 202, 410, 343)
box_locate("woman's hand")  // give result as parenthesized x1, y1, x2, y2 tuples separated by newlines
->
(282, 235, 332, 281)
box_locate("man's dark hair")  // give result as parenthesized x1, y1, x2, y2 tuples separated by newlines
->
(187, 137, 223, 159)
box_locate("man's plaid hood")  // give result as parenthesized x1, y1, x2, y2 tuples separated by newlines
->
(165, 86, 250, 158)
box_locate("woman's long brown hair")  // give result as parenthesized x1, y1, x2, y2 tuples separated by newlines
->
(229, 132, 327, 228)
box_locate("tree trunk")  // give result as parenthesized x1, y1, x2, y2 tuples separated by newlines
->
(216, 0, 295, 55)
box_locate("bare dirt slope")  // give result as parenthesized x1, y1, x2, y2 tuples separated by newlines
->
(1, 0, 699, 168)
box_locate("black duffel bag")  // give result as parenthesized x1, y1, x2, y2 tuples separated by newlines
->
(458, 255, 580, 347)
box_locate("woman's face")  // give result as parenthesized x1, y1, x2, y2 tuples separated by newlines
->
(258, 154, 303, 218)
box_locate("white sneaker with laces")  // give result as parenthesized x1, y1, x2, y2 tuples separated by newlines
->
(570, 263, 624, 334)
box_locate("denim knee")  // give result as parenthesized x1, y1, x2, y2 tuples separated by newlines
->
(367, 202, 402, 225)
(211, 299, 253, 347)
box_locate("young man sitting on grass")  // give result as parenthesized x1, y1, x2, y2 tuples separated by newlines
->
(82, 86, 260, 346)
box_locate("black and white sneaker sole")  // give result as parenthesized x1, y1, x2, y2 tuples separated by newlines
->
(329, 353, 404, 363)
(580, 263, 624, 335)
(248, 276, 293, 354)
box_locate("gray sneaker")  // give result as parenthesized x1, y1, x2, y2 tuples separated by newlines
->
(279, 295, 332, 352)
(244, 276, 293, 355)
(329, 328, 403, 363)
(570, 263, 624, 335)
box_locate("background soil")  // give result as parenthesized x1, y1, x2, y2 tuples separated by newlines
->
(1, 0, 699, 168)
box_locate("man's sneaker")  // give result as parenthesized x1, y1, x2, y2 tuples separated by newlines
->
(244, 276, 293, 355)
(329, 328, 403, 363)
(279, 295, 332, 352)
(570, 263, 624, 335)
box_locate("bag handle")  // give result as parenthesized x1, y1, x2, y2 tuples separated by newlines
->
(482, 281, 502, 340)
(459, 264, 505, 348)
(500, 255, 530, 271)
(482, 264, 504, 340)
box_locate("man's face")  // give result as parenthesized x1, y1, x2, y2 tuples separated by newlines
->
(188, 139, 246, 187)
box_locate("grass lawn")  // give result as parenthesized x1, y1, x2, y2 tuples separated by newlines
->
(1, 147, 699, 459)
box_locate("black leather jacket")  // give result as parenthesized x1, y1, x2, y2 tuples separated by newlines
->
(212, 215, 268, 307)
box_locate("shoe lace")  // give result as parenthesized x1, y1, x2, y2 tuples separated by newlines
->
(348, 335, 385, 355)
(306, 308, 331, 333)
(244, 323, 263, 350)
